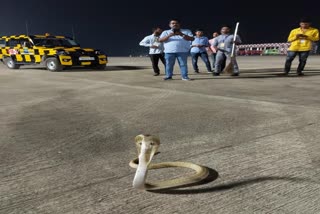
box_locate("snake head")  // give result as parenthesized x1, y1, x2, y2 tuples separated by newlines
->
(132, 134, 160, 190)
(135, 134, 160, 165)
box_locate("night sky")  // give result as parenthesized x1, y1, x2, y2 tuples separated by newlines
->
(1, 0, 319, 56)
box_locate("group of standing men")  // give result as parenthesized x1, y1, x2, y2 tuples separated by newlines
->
(139, 18, 241, 81)
(139, 17, 319, 81)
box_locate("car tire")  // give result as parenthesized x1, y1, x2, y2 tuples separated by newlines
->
(45, 58, 63, 71)
(3, 57, 20, 69)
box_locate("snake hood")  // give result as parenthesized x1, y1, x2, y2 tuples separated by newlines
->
(132, 134, 160, 190)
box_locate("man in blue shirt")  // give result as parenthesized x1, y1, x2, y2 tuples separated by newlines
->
(190, 29, 212, 73)
(212, 25, 242, 76)
(139, 27, 165, 76)
(159, 19, 194, 81)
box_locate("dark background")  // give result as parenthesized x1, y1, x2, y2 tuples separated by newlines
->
(1, 0, 319, 56)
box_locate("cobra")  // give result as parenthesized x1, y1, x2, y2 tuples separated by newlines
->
(129, 134, 209, 190)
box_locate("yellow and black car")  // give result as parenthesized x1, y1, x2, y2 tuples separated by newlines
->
(0, 34, 108, 71)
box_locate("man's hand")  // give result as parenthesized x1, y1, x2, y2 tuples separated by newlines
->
(168, 32, 175, 37)
(175, 31, 183, 36)
(296, 34, 308, 39)
(159, 32, 176, 42)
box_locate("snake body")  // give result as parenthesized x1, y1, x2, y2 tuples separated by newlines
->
(129, 134, 209, 190)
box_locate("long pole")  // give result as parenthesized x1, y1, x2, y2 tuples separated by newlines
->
(231, 22, 240, 57)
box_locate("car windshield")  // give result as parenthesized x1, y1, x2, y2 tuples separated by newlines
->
(32, 38, 80, 48)
(0, 39, 5, 47)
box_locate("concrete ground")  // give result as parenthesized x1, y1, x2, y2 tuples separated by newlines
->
(0, 56, 320, 214)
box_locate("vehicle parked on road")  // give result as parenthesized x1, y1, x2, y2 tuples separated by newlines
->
(0, 34, 108, 71)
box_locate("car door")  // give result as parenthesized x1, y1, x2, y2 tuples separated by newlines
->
(7, 39, 23, 62)
(18, 38, 35, 63)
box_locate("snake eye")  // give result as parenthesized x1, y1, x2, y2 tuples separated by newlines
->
(150, 142, 154, 146)
(139, 142, 142, 145)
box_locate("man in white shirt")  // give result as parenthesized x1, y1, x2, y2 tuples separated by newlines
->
(139, 27, 165, 76)
(159, 19, 194, 81)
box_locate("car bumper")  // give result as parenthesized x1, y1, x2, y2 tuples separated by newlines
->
(59, 54, 108, 66)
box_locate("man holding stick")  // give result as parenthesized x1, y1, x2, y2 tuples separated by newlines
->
(212, 24, 241, 76)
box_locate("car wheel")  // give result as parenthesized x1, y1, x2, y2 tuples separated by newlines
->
(3, 57, 20, 69)
(45, 58, 63, 71)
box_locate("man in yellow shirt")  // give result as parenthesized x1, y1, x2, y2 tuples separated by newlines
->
(284, 18, 319, 76)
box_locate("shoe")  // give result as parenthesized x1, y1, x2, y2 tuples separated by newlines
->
(194, 70, 200, 73)
(182, 78, 193, 81)
(297, 72, 304, 76)
(213, 72, 220, 76)
(163, 76, 172, 80)
(231, 73, 239, 76)
(207, 70, 213, 73)
(153, 73, 160, 76)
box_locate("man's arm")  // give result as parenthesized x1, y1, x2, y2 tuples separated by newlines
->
(160, 29, 195, 42)
(180, 33, 194, 41)
(234, 35, 242, 45)
(177, 30, 194, 41)
(287, 29, 303, 42)
(203, 37, 210, 47)
(159, 31, 174, 42)
(139, 36, 151, 47)
(212, 37, 219, 52)
(307, 29, 320, 42)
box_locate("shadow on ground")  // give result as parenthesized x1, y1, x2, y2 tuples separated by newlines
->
(191, 68, 320, 80)
(18, 65, 150, 72)
(150, 174, 316, 195)
(60, 65, 149, 72)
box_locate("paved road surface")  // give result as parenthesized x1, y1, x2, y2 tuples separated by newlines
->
(1, 56, 320, 214)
